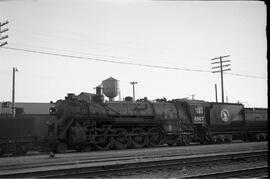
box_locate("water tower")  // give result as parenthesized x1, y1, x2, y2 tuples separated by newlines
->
(102, 77, 119, 101)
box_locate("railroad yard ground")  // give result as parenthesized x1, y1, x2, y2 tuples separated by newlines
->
(0, 141, 268, 178)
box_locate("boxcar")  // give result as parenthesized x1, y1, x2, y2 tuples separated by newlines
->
(0, 115, 50, 155)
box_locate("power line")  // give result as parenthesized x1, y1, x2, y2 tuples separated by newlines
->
(1, 46, 267, 79)
(12, 27, 207, 62)
(2, 46, 211, 73)
(10, 42, 205, 68)
(225, 72, 266, 79)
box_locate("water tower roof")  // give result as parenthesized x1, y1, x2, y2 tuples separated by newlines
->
(104, 77, 117, 81)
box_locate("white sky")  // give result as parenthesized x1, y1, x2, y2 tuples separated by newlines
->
(0, 0, 267, 108)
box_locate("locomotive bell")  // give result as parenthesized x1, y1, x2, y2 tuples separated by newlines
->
(102, 77, 119, 101)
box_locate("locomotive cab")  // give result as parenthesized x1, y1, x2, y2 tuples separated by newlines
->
(173, 99, 210, 143)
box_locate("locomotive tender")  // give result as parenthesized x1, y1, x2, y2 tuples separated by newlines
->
(0, 92, 267, 155)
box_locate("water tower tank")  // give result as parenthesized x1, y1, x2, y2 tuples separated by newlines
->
(102, 77, 119, 100)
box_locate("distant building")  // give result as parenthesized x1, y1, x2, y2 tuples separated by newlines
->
(77, 92, 104, 103)
(77, 92, 96, 103)
(0, 102, 52, 116)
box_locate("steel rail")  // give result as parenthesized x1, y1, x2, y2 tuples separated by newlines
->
(0, 150, 267, 178)
(0, 149, 267, 171)
(0, 140, 265, 158)
(183, 166, 268, 178)
(0, 145, 265, 171)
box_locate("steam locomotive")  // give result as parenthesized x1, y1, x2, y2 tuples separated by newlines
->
(46, 92, 268, 153)
(0, 92, 267, 155)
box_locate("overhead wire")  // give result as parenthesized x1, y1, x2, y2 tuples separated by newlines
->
(10, 42, 205, 68)
(2, 46, 211, 73)
(12, 28, 208, 68)
(12, 28, 165, 54)
(225, 72, 267, 79)
(1, 46, 267, 79)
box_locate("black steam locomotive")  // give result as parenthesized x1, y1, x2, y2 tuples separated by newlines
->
(47, 93, 268, 152)
(0, 92, 267, 155)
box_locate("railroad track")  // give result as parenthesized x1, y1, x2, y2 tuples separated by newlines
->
(0, 150, 267, 178)
(184, 166, 268, 178)
(0, 140, 263, 158)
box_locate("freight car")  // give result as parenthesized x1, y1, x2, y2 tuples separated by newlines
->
(243, 107, 268, 141)
(0, 115, 50, 155)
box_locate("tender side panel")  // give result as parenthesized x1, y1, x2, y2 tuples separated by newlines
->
(208, 103, 245, 132)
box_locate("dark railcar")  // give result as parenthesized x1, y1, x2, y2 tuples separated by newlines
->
(244, 108, 267, 127)
(243, 108, 268, 140)
(0, 115, 50, 155)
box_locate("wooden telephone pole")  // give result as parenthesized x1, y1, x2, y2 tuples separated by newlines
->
(211, 55, 231, 103)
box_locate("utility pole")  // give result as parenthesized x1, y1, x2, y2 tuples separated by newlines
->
(1, 21, 11, 116)
(130, 81, 138, 101)
(118, 90, 121, 101)
(190, 94, 195, 100)
(12, 67, 18, 118)
(215, 84, 218, 102)
(211, 55, 231, 103)
(0, 20, 9, 47)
